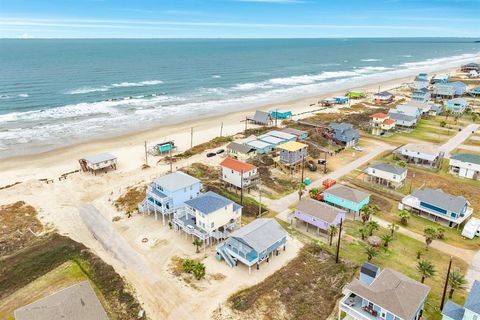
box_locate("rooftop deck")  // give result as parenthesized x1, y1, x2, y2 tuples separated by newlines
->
(340, 294, 379, 320)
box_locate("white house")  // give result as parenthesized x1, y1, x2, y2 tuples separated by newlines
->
(79, 152, 117, 174)
(394, 104, 422, 118)
(394, 144, 444, 168)
(449, 153, 480, 180)
(364, 163, 407, 189)
(220, 157, 259, 189)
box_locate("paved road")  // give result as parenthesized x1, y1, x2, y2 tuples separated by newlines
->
(263, 143, 394, 212)
(439, 123, 479, 158)
(467, 251, 480, 285)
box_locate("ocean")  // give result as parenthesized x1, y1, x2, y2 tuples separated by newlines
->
(1, 38, 479, 158)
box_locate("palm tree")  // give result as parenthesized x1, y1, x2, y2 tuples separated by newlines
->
(309, 187, 320, 199)
(423, 226, 438, 249)
(417, 260, 436, 283)
(359, 226, 369, 241)
(416, 249, 423, 260)
(365, 246, 378, 261)
(440, 121, 447, 128)
(448, 270, 467, 299)
(328, 225, 338, 246)
(360, 205, 380, 224)
(365, 221, 380, 236)
(397, 161, 407, 168)
(192, 262, 206, 280)
(192, 238, 203, 253)
(399, 210, 411, 226)
(381, 234, 394, 248)
(388, 223, 399, 236)
(445, 109, 452, 121)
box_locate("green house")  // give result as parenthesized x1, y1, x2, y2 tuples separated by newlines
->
(346, 91, 366, 99)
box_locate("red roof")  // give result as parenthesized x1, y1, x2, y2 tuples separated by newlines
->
(383, 119, 395, 125)
(371, 113, 388, 119)
(220, 157, 257, 173)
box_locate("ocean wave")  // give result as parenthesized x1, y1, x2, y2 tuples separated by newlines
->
(67, 80, 163, 95)
(0, 93, 30, 99)
(211, 75, 221, 78)
(361, 59, 382, 62)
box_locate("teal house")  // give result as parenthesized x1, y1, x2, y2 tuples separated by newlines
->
(270, 110, 292, 119)
(447, 98, 468, 115)
(323, 184, 370, 214)
(442, 280, 480, 320)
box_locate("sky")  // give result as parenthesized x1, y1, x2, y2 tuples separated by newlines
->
(0, 0, 479, 38)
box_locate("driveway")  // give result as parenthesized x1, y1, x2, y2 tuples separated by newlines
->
(439, 123, 479, 158)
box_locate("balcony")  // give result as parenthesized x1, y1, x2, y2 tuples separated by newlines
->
(340, 295, 379, 320)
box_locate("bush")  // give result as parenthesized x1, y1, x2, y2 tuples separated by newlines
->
(182, 259, 196, 273)
(181, 259, 206, 280)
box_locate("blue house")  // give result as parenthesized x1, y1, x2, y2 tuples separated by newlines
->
(217, 218, 287, 274)
(469, 86, 480, 97)
(139, 172, 202, 225)
(335, 96, 349, 104)
(329, 122, 359, 147)
(270, 110, 292, 119)
(442, 280, 480, 320)
(447, 98, 468, 115)
(417, 73, 429, 81)
(449, 81, 467, 96)
(411, 88, 431, 103)
(340, 263, 430, 320)
(323, 184, 370, 215)
(432, 73, 450, 84)
(245, 139, 275, 155)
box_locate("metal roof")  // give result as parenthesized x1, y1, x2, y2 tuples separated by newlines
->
(245, 139, 273, 150)
(295, 198, 345, 223)
(229, 218, 286, 253)
(154, 171, 200, 192)
(226, 142, 256, 154)
(368, 163, 407, 175)
(450, 153, 480, 165)
(465, 280, 480, 314)
(185, 191, 241, 215)
(324, 184, 370, 203)
(220, 157, 257, 173)
(250, 110, 271, 124)
(276, 140, 308, 152)
(388, 112, 417, 123)
(411, 188, 468, 213)
(281, 127, 308, 137)
(360, 262, 380, 279)
(82, 153, 116, 165)
(265, 130, 296, 141)
(258, 135, 285, 145)
(442, 301, 466, 320)
(14, 281, 109, 320)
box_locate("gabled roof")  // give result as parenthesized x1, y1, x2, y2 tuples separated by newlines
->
(265, 130, 296, 140)
(258, 135, 285, 145)
(383, 119, 395, 125)
(185, 191, 241, 214)
(250, 110, 271, 124)
(220, 157, 256, 173)
(374, 91, 393, 97)
(295, 198, 345, 223)
(371, 113, 388, 119)
(442, 301, 466, 320)
(281, 127, 308, 137)
(361, 262, 380, 278)
(388, 112, 417, 123)
(229, 218, 286, 253)
(83, 152, 116, 165)
(451, 153, 480, 165)
(155, 171, 200, 191)
(368, 163, 407, 175)
(14, 281, 109, 320)
(245, 139, 274, 149)
(411, 188, 468, 213)
(226, 142, 256, 154)
(277, 141, 308, 152)
(413, 87, 429, 94)
(324, 184, 370, 203)
(465, 280, 480, 314)
(346, 268, 430, 320)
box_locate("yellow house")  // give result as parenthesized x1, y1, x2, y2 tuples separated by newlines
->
(226, 142, 256, 161)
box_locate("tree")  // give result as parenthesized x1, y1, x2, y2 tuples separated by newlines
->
(417, 259, 436, 283)
(416, 249, 423, 260)
(328, 225, 338, 246)
(397, 161, 407, 168)
(437, 227, 445, 240)
(399, 210, 411, 226)
(440, 121, 447, 128)
(359, 226, 369, 241)
(388, 223, 399, 236)
(365, 221, 380, 236)
(472, 113, 478, 123)
(365, 246, 378, 261)
(424, 226, 438, 249)
(381, 234, 394, 248)
(182, 259, 196, 273)
(360, 205, 379, 224)
(448, 270, 467, 299)
(192, 238, 203, 253)
(192, 262, 206, 280)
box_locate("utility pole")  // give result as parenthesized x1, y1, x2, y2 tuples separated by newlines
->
(440, 256, 453, 311)
(335, 218, 343, 263)
(245, 116, 248, 132)
(144, 141, 148, 167)
(258, 183, 262, 217)
(169, 147, 173, 173)
(220, 122, 223, 137)
(275, 108, 278, 127)
(324, 152, 327, 173)
(299, 156, 305, 200)
(240, 169, 244, 205)
(190, 127, 194, 149)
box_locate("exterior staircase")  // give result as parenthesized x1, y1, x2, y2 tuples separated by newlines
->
(217, 245, 236, 268)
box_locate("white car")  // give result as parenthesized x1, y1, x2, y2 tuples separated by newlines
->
(352, 146, 363, 151)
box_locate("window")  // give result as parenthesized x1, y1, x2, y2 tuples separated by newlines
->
(393, 175, 396, 179)
(211, 222, 214, 228)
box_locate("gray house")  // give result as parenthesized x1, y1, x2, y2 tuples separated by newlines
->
(388, 112, 418, 127)
(330, 122, 359, 147)
(442, 280, 480, 320)
(277, 141, 308, 167)
(14, 281, 109, 320)
(394, 144, 444, 168)
(364, 163, 408, 189)
(247, 110, 273, 126)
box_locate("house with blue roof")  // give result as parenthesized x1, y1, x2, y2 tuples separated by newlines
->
(216, 218, 287, 273)
(432, 73, 450, 84)
(174, 191, 242, 245)
(447, 98, 468, 115)
(411, 88, 431, 103)
(329, 122, 359, 147)
(244, 139, 275, 155)
(138, 171, 202, 225)
(442, 280, 480, 320)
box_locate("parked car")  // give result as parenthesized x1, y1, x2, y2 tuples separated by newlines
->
(353, 146, 363, 151)
(307, 160, 317, 172)
(216, 149, 225, 154)
(318, 159, 327, 165)
(206, 152, 216, 158)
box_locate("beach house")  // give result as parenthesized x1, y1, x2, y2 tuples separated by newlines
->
(258, 134, 286, 148)
(433, 83, 456, 99)
(442, 280, 480, 320)
(226, 142, 256, 161)
(220, 157, 259, 190)
(330, 122, 359, 147)
(399, 187, 473, 227)
(393, 144, 444, 168)
(340, 263, 430, 320)
(461, 63, 480, 72)
(395, 104, 422, 118)
(411, 88, 431, 103)
(244, 139, 275, 155)
(429, 104, 443, 116)
(388, 112, 418, 128)
(247, 110, 273, 126)
(14, 281, 109, 320)
(270, 109, 292, 119)
(294, 198, 345, 233)
(323, 184, 370, 215)
(364, 163, 407, 189)
(346, 90, 365, 99)
(175, 191, 242, 244)
(79, 153, 117, 175)
(446, 98, 468, 115)
(449, 153, 480, 180)
(469, 86, 480, 97)
(277, 141, 308, 166)
(281, 127, 309, 140)
(373, 91, 394, 104)
(265, 130, 297, 142)
(432, 73, 449, 84)
(412, 73, 429, 90)
(335, 96, 350, 104)
(139, 171, 202, 225)
(370, 113, 396, 136)
(216, 218, 287, 273)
